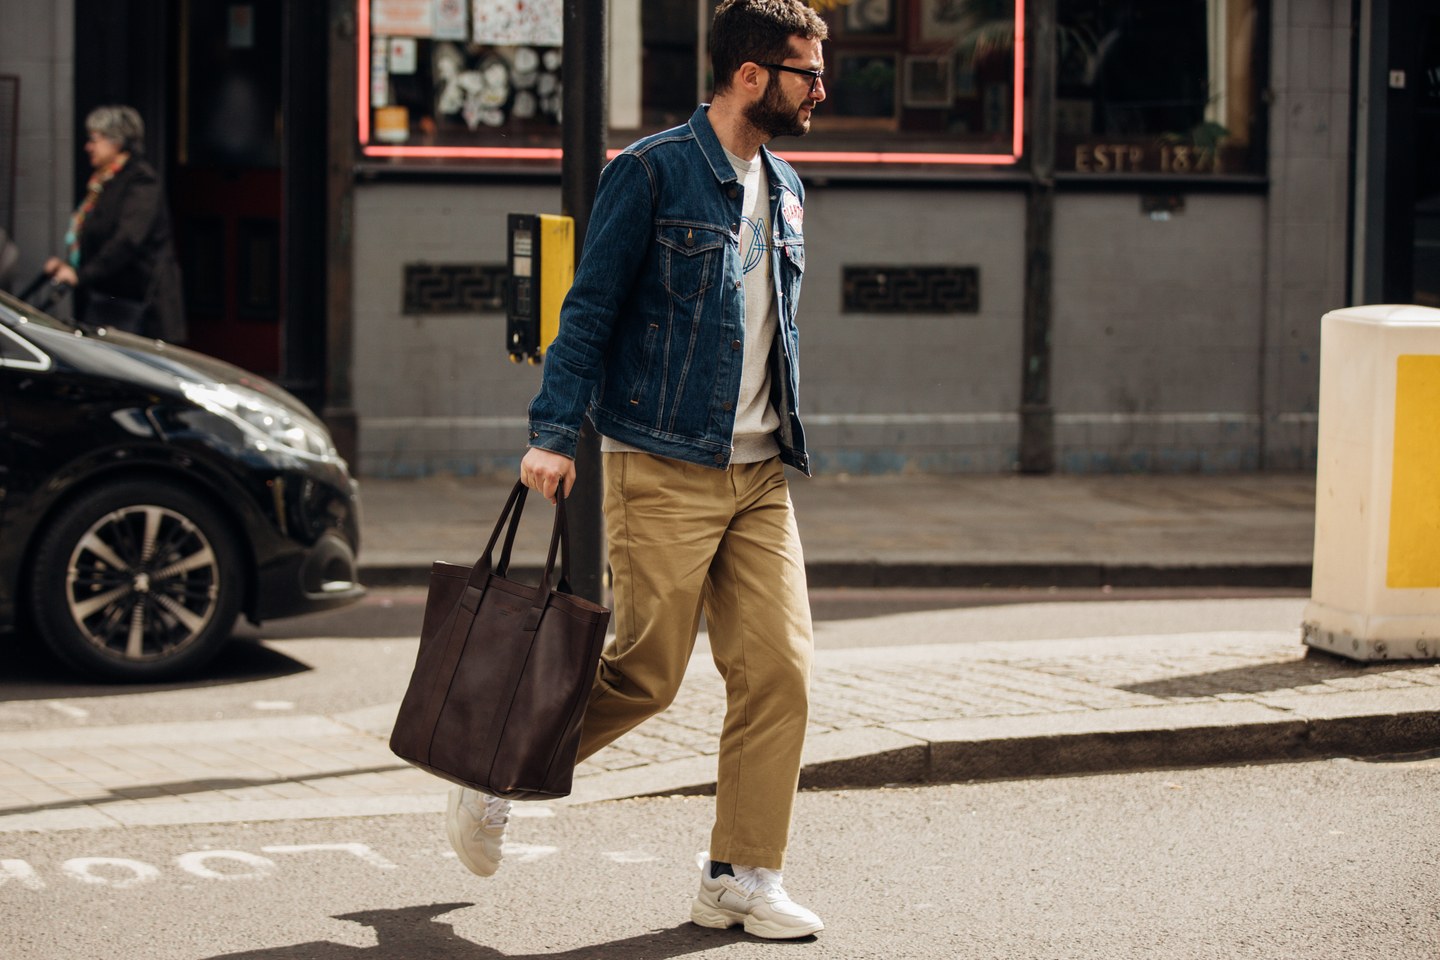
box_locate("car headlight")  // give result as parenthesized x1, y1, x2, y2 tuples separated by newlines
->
(181, 382, 336, 460)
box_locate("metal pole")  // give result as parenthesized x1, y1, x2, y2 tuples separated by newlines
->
(322, 0, 359, 468)
(1019, 0, 1056, 474)
(562, 0, 607, 604)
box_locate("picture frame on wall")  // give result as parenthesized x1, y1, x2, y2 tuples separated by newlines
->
(903, 54, 953, 108)
(842, 0, 897, 37)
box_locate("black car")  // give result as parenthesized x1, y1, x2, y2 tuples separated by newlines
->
(0, 288, 364, 681)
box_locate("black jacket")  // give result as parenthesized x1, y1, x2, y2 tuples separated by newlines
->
(76, 157, 187, 342)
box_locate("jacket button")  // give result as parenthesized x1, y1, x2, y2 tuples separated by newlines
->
(728, 186, 739, 198)
(713, 453, 725, 464)
(731, 340, 741, 350)
(723, 401, 733, 411)
(734, 280, 742, 289)
(685, 235, 695, 247)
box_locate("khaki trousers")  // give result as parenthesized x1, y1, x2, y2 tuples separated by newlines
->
(574, 452, 813, 870)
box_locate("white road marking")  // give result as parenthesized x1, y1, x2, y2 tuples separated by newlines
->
(5, 835, 555, 894)
(261, 843, 398, 870)
(176, 850, 277, 880)
(44, 701, 88, 719)
(61, 857, 160, 889)
(251, 700, 296, 711)
(1, 859, 46, 890)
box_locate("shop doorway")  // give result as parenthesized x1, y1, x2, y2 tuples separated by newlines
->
(173, 0, 284, 375)
(74, 0, 328, 401)
(1384, 0, 1440, 307)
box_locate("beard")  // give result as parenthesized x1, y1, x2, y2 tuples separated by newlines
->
(743, 80, 813, 139)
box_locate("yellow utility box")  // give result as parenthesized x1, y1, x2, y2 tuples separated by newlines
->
(1304, 304, 1440, 660)
(506, 213, 574, 364)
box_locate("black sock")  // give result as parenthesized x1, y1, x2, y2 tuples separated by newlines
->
(710, 860, 735, 879)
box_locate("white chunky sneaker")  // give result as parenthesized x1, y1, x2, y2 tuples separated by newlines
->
(446, 786, 511, 877)
(690, 859, 824, 939)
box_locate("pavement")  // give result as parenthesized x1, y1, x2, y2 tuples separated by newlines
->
(357, 472, 1318, 588)
(5, 470, 1440, 837)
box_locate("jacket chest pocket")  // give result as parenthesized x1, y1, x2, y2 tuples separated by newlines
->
(777, 238, 805, 312)
(778, 238, 804, 273)
(656, 224, 725, 302)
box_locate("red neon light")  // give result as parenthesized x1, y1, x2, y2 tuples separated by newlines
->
(357, 2, 1025, 166)
(771, 150, 1021, 165)
(357, 0, 370, 145)
(364, 145, 566, 160)
(1013, 0, 1026, 158)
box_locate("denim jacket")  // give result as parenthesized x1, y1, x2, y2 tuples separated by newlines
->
(527, 105, 811, 475)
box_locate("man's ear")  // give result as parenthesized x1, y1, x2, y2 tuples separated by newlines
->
(734, 61, 767, 95)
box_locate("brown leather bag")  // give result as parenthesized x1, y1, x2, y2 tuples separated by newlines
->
(389, 481, 610, 800)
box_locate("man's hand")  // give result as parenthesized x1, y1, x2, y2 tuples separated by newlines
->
(520, 447, 576, 504)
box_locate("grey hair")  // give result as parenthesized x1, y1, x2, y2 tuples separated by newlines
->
(85, 104, 145, 156)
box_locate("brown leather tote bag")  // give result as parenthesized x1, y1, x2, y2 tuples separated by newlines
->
(390, 481, 610, 800)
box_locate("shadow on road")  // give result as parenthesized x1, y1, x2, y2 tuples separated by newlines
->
(0, 633, 312, 700)
(202, 903, 783, 959)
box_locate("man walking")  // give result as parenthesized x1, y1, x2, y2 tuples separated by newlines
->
(448, 0, 829, 940)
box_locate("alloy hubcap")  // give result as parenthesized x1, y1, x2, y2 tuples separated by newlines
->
(65, 505, 221, 662)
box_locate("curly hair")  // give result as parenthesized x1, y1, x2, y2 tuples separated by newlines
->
(710, 0, 828, 95)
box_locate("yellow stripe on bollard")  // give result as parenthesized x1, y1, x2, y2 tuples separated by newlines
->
(1387, 354, 1440, 588)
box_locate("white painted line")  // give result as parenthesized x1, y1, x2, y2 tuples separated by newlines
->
(261, 843, 398, 870)
(61, 857, 160, 889)
(44, 701, 89, 720)
(176, 850, 277, 881)
(0, 859, 46, 890)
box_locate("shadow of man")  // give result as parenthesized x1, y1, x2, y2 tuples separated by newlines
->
(203, 901, 767, 959)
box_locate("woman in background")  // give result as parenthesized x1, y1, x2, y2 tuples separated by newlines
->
(44, 104, 185, 341)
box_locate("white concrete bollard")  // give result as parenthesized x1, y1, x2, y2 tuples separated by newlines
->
(1304, 304, 1440, 660)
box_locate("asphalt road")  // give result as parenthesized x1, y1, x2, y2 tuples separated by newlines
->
(4, 757, 1437, 959)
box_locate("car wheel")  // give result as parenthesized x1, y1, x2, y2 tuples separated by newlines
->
(30, 480, 243, 681)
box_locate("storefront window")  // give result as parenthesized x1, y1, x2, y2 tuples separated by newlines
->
(1056, 0, 1263, 176)
(360, 0, 567, 159)
(802, 0, 1023, 163)
(357, 0, 1022, 167)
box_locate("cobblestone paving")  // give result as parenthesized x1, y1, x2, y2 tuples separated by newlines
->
(5, 632, 1439, 829)
(576, 635, 1440, 772)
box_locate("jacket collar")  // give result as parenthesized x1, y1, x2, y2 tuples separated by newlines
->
(690, 104, 778, 187)
(688, 104, 800, 199)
